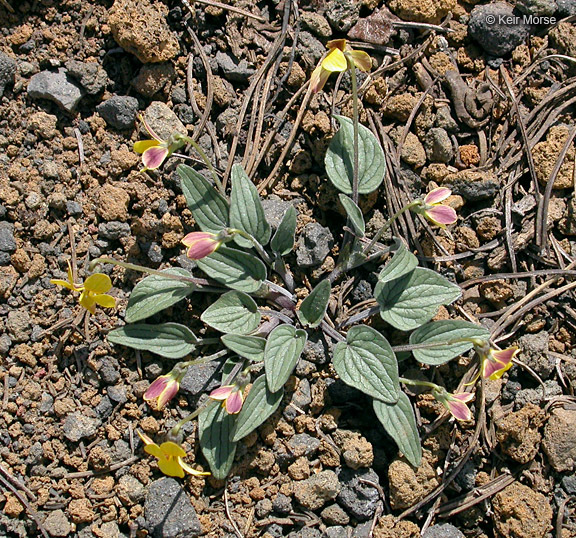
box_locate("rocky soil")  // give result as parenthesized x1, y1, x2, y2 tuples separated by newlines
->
(1, 0, 576, 537)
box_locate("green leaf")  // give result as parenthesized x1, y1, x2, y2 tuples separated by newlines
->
(333, 325, 399, 404)
(221, 334, 266, 361)
(325, 115, 386, 195)
(373, 393, 422, 467)
(374, 267, 461, 331)
(378, 241, 418, 283)
(232, 375, 283, 442)
(196, 246, 267, 293)
(178, 164, 229, 234)
(198, 401, 237, 479)
(108, 323, 197, 359)
(410, 320, 490, 365)
(264, 325, 307, 393)
(270, 205, 297, 256)
(230, 164, 271, 248)
(297, 279, 331, 328)
(221, 357, 244, 383)
(201, 291, 261, 335)
(125, 268, 196, 323)
(339, 194, 365, 237)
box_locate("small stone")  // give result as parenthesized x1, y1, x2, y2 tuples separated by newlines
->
(99, 358, 120, 385)
(98, 221, 131, 240)
(284, 378, 312, 421)
(68, 498, 95, 524)
(142, 101, 186, 140)
(533, 125, 576, 190)
(66, 201, 83, 216)
(96, 96, 139, 130)
(321, 504, 349, 526)
(293, 470, 341, 511)
(117, 474, 146, 505)
(543, 407, 576, 472)
(6, 310, 31, 342)
(333, 430, 373, 469)
(215, 51, 255, 83)
(262, 198, 295, 229)
(422, 523, 464, 538)
(144, 478, 202, 537)
(517, 332, 553, 378)
(468, 3, 532, 57)
(287, 433, 321, 458)
(43, 509, 71, 537)
(296, 223, 334, 268)
(388, 0, 456, 23)
(516, 0, 557, 16)
(401, 132, 427, 168)
(325, 0, 361, 32)
(388, 457, 439, 510)
(28, 68, 85, 112)
(132, 63, 176, 98)
(491, 482, 552, 538)
(301, 12, 332, 37)
(557, 0, 576, 16)
(272, 493, 292, 515)
(180, 361, 220, 398)
(65, 60, 108, 95)
(97, 184, 130, 222)
(63, 412, 101, 442)
(255, 498, 273, 518)
(496, 404, 545, 464)
(424, 127, 453, 163)
(336, 468, 380, 521)
(444, 169, 498, 201)
(0, 222, 16, 252)
(109, 0, 180, 63)
(0, 52, 17, 97)
(326, 527, 348, 538)
(435, 106, 458, 131)
(107, 385, 127, 404)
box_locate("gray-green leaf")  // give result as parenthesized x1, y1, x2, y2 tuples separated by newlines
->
(373, 393, 422, 467)
(108, 323, 197, 359)
(198, 401, 237, 479)
(378, 241, 418, 283)
(196, 246, 267, 293)
(125, 268, 196, 323)
(339, 194, 365, 237)
(201, 291, 261, 335)
(221, 334, 266, 361)
(230, 164, 271, 248)
(264, 325, 307, 392)
(270, 206, 297, 256)
(410, 320, 490, 365)
(178, 164, 229, 234)
(297, 279, 331, 328)
(325, 115, 386, 195)
(333, 325, 399, 403)
(375, 267, 461, 331)
(232, 375, 283, 442)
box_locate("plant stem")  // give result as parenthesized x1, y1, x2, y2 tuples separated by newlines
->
(398, 376, 440, 391)
(184, 137, 225, 196)
(231, 229, 273, 265)
(349, 58, 360, 204)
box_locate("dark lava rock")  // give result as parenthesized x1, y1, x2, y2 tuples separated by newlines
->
(65, 60, 108, 95)
(96, 95, 139, 130)
(0, 222, 16, 252)
(63, 412, 101, 442)
(326, 0, 360, 32)
(272, 493, 293, 515)
(66, 201, 83, 216)
(99, 357, 121, 385)
(27, 68, 85, 112)
(296, 222, 334, 268)
(557, 0, 576, 15)
(351, 279, 373, 303)
(262, 198, 294, 229)
(325, 527, 348, 538)
(180, 361, 220, 399)
(98, 221, 131, 241)
(284, 378, 312, 421)
(423, 523, 465, 538)
(302, 334, 330, 365)
(336, 468, 380, 521)
(215, 51, 255, 82)
(468, 3, 532, 57)
(144, 478, 201, 537)
(562, 475, 576, 494)
(0, 52, 17, 97)
(287, 529, 322, 538)
(287, 433, 321, 458)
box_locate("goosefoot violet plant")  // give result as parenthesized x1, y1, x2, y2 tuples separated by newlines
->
(91, 46, 520, 479)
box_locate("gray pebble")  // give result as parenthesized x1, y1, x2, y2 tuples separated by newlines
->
(0, 52, 17, 97)
(96, 95, 139, 130)
(215, 51, 255, 83)
(108, 385, 128, 404)
(99, 357, 121, 385)
(516, 0, 557, 16)
(287, 433, 321, 458)
(272, 493, 292, 515)
(144, 478, 202, 537)
(95, 395, 114, 419)
(296, 222, 334, 268)
(557, 0, 576, 15)
(98, 221, 131, 240)
(326, 0, 360, 32)
(180, 361, 220, 398)
(468, 3, 532, 57)
(336, 468, 380, 521)
(66, 201, 83, 216)
(65, 60, 108, 95)
(325, 527, 348, 538)
(424, 127, 453, 163)
(262, 198, 295, 229)
(43, 509, 71, 537)
(284, 378, 312, 421)
(0, 221, 16, 252)
(422, 523, 465, 538)
(63, 412, 101, 442)
(28, 68, 85, 113)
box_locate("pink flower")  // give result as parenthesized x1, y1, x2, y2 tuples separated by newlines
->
(433, 388, 474, 421)
(133, 115, 187, 171)
(181, 231, 222, 260)
(481, 346, 519, 380)
(144, 374, 180, 411)
(413, 187, 457, 228)
(209, 385, 244, 414)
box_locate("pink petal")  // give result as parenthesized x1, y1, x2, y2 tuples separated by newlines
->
(157, 381, 179, 410)
(181, 232, 215, 247)
(144, 376, 170, 400)
(448, 400, 472, 421)
(225, 391, 243, 414)
(482, 358, 504, 379)
(210, 385, 234, 401)
(491, 347, 518, 367)
(310, 65, 331, 94)
(424, 187, 452, 205)
(452, 392, 474, 404)
(425, 205, 457, 227)
(142, 146, 169, 170)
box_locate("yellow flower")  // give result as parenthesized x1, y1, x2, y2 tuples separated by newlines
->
(310, 39, 372, 93)
(51, 261, 116, 314)
(138, 432, 210, 478)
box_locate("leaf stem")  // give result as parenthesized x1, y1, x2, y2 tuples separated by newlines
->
(184, 136, 225, 196)
(362, 202, 418, 256)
